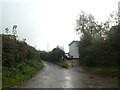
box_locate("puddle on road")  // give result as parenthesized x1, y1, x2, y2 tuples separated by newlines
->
(63, 80, 73, 88)
(65, 76, 71, 81)
(63, 73, 74, 88)
(88, 85, 93, 88)
(97, 85, 103, 88)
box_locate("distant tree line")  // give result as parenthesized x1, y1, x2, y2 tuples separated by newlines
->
(76, 11, 120, 67)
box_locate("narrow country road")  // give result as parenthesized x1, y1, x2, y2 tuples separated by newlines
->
(19, 61, 118, 88)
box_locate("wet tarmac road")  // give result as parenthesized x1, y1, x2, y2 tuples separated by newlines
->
(19, 61, 118, 88)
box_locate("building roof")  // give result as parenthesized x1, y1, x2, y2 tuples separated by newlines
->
(68, 41, 79, 46)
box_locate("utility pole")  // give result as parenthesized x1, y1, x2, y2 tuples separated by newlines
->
(47, 42, 49, 52)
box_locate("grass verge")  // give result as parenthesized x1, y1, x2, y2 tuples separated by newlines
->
(2, 59, 44, 89)
(83, 66, 119, 78)
(56, 60, 69, 69)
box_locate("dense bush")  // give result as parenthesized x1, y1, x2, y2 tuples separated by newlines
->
(39, 51, 48, 60)
(2, 34, 41, 68)
(41, 47, 65, 63)
(2, 34, 44, 88)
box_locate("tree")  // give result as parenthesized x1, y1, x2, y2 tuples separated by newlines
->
(12, 25, 17, 36)
(5, 28, 9, 34)
(39, 51, 48, 60)
(76, 11, 96, 37)
(42, 46, 65, 62)
(76, 11, 110, 40)
(50, 47, 65, 62)
(75, 11, 119, 67)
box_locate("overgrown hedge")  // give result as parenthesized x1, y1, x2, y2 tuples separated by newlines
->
(42, 47, 65, 63)
(2, 34, 41, 67)
(2, 34, 44, 88)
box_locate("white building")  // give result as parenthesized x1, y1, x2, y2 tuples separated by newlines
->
(69, 41, 79, 59)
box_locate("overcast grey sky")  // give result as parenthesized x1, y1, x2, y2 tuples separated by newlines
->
(1, 0, 119, 52)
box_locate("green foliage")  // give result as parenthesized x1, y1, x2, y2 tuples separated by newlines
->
(41, 46, 65, 63)
(3, 59, 44, 88)
(39, 51, 48, 60)
(2, 33, 44, 89)
(83, 67, 119, 77)
(56, 60, 68, 69)
(39, 46, 68, 68)
(2, 34, 41, 68)
(76, 12, 120, 67)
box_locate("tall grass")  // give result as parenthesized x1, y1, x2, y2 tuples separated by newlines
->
(2, 59, 44, 89)
(56, 60, 69, 69)
(83, 66, 119, 77)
